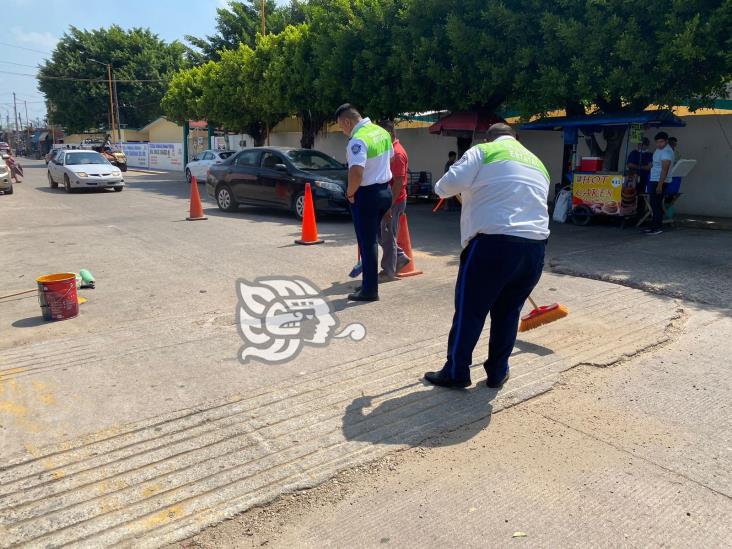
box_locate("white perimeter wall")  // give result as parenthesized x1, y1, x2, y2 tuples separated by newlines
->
(266, 113, 732, 218)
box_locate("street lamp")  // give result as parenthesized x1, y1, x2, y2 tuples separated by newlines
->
(89, 58, 120, 143)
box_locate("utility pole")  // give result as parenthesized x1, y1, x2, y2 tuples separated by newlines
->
(113, 74, 122, 142)
(12, 92, 19, 151)
(24, 100, 30, 154)
(107, 64, 117, 144)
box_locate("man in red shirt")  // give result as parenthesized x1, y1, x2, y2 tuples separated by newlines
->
(378, 120, 411, 278)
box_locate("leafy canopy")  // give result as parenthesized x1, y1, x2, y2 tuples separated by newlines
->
(39, 25, 187, 133)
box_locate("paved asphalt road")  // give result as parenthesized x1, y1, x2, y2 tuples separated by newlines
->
(0, 160, 729, 548)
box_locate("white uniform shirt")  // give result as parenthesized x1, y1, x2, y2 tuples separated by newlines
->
(434, 136, 550, 248)
(650, 144, 675, 182)
(346, 118, 393, 186)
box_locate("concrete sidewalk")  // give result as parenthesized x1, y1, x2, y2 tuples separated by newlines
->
(195, 307, 729, 549)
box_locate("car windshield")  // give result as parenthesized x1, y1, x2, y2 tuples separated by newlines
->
(286, 150, 343, 170)
(65, 152, 109, 165)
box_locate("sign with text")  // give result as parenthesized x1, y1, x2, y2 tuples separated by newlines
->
(149, 143, 184, 171)
(121, 143, 149, 169)
(572, 173, 627, 216)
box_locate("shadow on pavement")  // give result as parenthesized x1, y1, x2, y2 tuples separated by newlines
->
(342, 380, 495, 447)
(12, 316, 47, 328)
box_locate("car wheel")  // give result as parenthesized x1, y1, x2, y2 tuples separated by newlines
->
(186, 169, 192, 184)
(114, 186, 123, 192)
(48, 171, 58, 188)
(64, 175, 72, 193)
(293, 191, 306, 220)
(119, 163, 127, 172)
(6, 184, 13, 195)
(571, 205, 593, 226)
(216, 185, 237, 212)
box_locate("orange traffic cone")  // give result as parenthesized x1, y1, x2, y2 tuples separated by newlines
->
(186, 176, 208, 221)
(295, 183, 324, 245)
(396, 213, 423, 277)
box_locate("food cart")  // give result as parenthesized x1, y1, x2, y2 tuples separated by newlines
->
(521, 110, 685, 226)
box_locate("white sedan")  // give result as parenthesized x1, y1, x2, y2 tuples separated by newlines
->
(48, 150, 124, 193)
(185, 149, 235, 183)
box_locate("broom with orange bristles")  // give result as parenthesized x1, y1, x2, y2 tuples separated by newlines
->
(433, 195, 566, 331)
(519, 295, 568, 332)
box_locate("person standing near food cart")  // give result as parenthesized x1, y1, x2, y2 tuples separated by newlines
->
(425, 123, 549, 389)
(627, 137, 652, 217)
(627, 137, 652, 193)
(669, 137, 681, 162)
(645, 132, 675, 235)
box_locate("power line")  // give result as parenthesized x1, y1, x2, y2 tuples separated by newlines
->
(0, 60, 40, 69)
(0, 41, 52, 55)
(0, 69, 167, 83)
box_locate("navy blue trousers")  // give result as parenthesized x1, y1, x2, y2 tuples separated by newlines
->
(352, 183, 392, 296)
(649, 182, 668, 230)
(442, 234, 546, 383)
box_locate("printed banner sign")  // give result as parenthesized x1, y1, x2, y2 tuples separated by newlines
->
(572, 173, 632, 216)
(121, 143, 149, 169)
(149, 143, 184, 171)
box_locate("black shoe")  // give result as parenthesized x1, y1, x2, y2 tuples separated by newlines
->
(486, 370, 510, 389)
(424, 370, 471, 388)
(348, 291, 379, 302)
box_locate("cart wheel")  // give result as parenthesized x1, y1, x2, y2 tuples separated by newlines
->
(571, 205, 593, 226)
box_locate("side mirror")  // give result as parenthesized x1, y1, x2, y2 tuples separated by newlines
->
(275, 163, 288, 172)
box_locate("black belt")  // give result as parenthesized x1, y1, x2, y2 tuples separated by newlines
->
(473, 233, 548, 245)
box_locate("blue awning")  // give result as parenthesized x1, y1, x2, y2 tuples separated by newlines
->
(520, 109, 685, 132)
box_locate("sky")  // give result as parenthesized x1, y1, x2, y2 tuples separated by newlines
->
(0, 0, 285, 128)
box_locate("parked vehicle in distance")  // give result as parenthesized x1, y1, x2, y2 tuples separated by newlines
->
(205, 147, 349, 219)
(0, 154, 12, 195)
(45, 146, 67, 164)
(186, 150, 236, 183)
(47, 150, 124, 193)
(0, 142, 10, 154)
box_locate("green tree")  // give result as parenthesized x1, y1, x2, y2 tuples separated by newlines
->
(39, 26, 187, 133)
(185, 0, 307, 63)
(306, 0, 406, 120)
(251, 24, 329, 148)
(510, 0, 732, 168)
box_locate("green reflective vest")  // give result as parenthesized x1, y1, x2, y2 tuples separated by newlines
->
(478, 139, 550, 181)
(352, 122, 393, 159)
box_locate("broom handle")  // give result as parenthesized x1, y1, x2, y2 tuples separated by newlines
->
(0, 288, 36, 300)
(527, 295, 538, 309)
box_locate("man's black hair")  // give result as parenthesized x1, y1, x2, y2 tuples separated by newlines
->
(669, 136, 678, 144)
(486, 123, 516, 140)
(379, 119, 395, 134)
(448, 151, 457, 158)
(334, 103, 361, 121)
(655, 131, 669, 141)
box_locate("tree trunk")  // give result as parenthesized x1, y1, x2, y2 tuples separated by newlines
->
(300, 110, 326, 150)
(601, 126, 627, 171)
(582, 126, 627, 171)
(247, 121, 267, 147)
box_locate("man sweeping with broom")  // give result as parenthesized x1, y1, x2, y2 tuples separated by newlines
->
(425, 123, 561, 389)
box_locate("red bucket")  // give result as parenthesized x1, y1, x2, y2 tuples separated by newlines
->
(36, 273, 79, 321)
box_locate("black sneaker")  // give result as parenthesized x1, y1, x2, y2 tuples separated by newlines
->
(424, 370, 471, 388)
(644, 229, 663, 235)
(486, 370, 510, 389)
(348, 291, 379, 302)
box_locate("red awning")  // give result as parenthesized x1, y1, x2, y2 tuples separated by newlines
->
(429, 111, 506, 136)
(189, 120, 209, 130)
